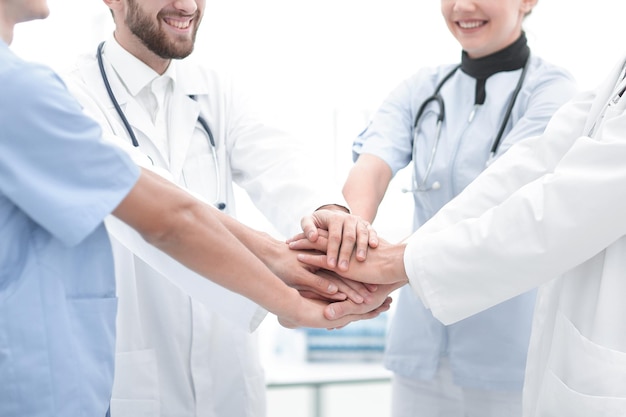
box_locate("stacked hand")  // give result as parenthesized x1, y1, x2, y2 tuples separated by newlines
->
(275, 209, 409, 327)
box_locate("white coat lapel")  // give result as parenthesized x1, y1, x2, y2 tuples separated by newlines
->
(168, 92, 200, 183)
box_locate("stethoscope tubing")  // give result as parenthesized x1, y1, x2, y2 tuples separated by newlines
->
(96, 41, 225, 209)
(409, 60, 528, 192)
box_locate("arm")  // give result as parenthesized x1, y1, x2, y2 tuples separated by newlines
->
(113, 168, 388, 328)
(342, 153, 393, 223)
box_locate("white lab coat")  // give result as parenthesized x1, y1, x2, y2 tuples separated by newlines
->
(403, 55, 626, 416)
(64, 38, 345, 417)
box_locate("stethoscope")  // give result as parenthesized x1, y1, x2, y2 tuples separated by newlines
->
(403, 60, 529, 193)
(96, 41, 226, 210)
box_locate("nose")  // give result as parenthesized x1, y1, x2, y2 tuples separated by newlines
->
(172, 0, 199, 14)
(451, 0, 477, 12)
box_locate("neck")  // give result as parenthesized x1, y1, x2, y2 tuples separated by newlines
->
(460, 32, 529, 80)
(113, 32, 171, 75)
(460, 32, 530, 106)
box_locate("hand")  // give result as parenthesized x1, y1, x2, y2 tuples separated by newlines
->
(323, 280, 404, 321)
(276, 289, 392, 330)
(289, 233, 409, 286)
(262, 237, 373, 304)
(292, 208, 379, 271)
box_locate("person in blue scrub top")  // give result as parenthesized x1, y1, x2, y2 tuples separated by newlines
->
(340, 0, 577, 416)
(0, 2, 389, 417)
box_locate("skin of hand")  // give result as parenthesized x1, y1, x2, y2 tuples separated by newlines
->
(205, 204, 373, 303)
(323, 279, 403, 321)
(113, 169, 378, 329)
(289, 233, 409, 286)
(294, 208, 379, 271)
(342, 154, 393, 223)
(279, 293, 392, 330)
(254, 234, 374, 304)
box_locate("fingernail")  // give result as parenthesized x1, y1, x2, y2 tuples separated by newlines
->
(327, 306, 336, 318)
(328, 257, 336, 267)
(307, 230, 315, 239)
(328, 283, 338, 293)
(357, 249, 365, 259)
(340, 260, 348, 270)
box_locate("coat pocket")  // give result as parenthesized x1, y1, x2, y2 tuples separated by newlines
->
(534, 313, 626, 416)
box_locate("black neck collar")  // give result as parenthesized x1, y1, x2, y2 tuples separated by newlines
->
(461, 32, 530, 80)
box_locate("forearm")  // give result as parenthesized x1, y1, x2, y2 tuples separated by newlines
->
(342, 154, 392, 222)
(114, 170, 298, 316)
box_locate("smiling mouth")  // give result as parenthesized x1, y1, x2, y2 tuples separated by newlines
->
(164, 17, 193, 30)
(457, 20, 486, 29)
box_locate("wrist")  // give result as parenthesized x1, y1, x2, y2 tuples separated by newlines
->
(383, 243, 410, 285)
(316, 203, 350, 213)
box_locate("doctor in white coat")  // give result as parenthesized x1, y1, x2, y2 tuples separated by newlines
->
(295, 54, 626, 416)
(63, 0, 378, 416)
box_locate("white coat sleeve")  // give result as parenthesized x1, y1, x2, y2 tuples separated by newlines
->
(402, 85, 626, 325)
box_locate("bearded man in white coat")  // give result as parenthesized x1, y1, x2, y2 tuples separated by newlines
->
(63, 0, 379, 416)
(293, 55, 626, 416)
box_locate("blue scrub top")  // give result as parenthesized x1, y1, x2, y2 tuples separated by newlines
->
(0, 41, 139, 416)
(355, 55, 577, 390)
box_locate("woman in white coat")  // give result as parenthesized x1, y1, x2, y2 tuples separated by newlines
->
(295, 53, 626, 417)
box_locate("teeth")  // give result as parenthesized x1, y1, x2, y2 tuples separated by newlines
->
(166, 19, 191, 29)
(459, 21, 483, 29)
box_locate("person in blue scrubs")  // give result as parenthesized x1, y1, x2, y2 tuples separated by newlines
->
(0, 2, 389, 416)
(340, 0, 577, 416)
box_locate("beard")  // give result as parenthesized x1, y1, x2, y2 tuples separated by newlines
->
(125, 0, 200, 59)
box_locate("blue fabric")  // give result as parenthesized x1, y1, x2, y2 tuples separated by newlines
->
(354, 56, 577, 390)
(0, 41, 139, 416)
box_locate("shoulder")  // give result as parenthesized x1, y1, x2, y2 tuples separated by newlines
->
(0, 51, 73, 116)
(525, 55, 577, 88)
(404, 63, 460, 89)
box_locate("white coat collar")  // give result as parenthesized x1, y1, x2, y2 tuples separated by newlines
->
(103, 36, 178, 99)
(98, 37, 210, 181)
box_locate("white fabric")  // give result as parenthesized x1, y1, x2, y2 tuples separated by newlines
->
(403, 55, 626, 416)
(64, 37, 346, 417)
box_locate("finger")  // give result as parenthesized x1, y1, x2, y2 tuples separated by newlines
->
(324, 295, 393, 320)
(367, 223, 379, 248)
(324, 214, 343, 269)
(353, 219, 371, 262)
(336, 220, 357, 271)
(285, 232, 306, 244)
(300, 215, 319, 242)
(292, 270, 348, 299)
(298, 290, 346, 302)
(317, 271, 367, 304)
(288, 236, 327, 252)
(296, 253, 332, 270)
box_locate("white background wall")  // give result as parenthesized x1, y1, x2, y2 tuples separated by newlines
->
(11, 1, 626, 416)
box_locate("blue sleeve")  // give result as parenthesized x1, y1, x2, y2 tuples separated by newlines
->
(0, 59, 139, 246)
(352, 67, 438, 176)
